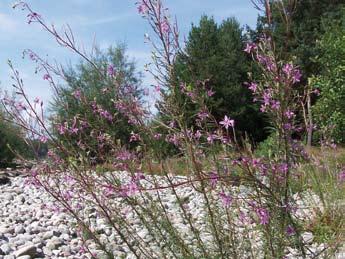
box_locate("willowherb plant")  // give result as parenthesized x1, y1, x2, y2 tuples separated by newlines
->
(1, 0, 342, 258)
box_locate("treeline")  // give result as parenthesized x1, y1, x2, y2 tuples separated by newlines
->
(1, 0, 345, 164)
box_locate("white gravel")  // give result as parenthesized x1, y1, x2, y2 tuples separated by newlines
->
(0, 171, 342, 259)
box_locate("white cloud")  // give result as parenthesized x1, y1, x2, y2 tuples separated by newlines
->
(67, 13, 134, 27)
(0, 13, 18, 32)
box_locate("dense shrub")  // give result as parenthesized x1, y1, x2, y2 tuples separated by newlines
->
(50, 45, 143, 162)
(311, 9, 345, 143)
(0, 108, 29, 166)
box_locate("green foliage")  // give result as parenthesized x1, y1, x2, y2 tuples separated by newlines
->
(167, 16, 268, 143)
(50, 44, 142, 160)
(0, 108, 29, 166)
(254, 131, 280, 159)
(312, 9, 345, 143)
(255, 0, 345, 80)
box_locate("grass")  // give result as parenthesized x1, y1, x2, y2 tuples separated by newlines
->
(293, 146, 345, 250)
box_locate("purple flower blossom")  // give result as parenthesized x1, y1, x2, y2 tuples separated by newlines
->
(116, 150, 133, 161)
(219, 115, 234, 130)
(338, 169, 345, 183)
(72, 89, 81, 100)
(194, 130, 202, 140)
(154, 133, 162, 140)
(263, 91, 271, 106)
(256, 207, 270, 225)
(167, 134, 179, 146)
(160, 18, 170, 34)
(207, 133, 217, 144)
(130, 132, 141, 142)
(207, 89, 215, 97)
(120, 181, 139, 197)
(39, 135, 48, 143)
(248, 82, 258, 93)
(97, 133, 106, 143)
(43, 74, 51, 80)
(285, 110, 294, 119)
(271, 100, 280, 110)
(282, 63, 293, 76)
(154, 85, 161, 93)
(137, 0, 148, 15)
(57, 123, 67, 135)
(209, 172, 219, 188)
(244, 42, 257, 54)
(283, 123, 292, 130)
(286, 225, 295, 236)
(133, 171, 145, 182)
(260, 104, 266, 113)
(69, 127, 79, 135)
(99, 109, 113, 121)
(219, 191, 232, 208)
(15, 102, 26, 111)
(107, 64, 116, 77)
(197, 111, 209, 121)
(292, 69, 302, 83)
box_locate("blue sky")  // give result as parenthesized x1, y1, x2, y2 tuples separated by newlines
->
(0, 0, 259, 107)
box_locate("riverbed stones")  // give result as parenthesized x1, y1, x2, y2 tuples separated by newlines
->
(12, 245, 37, 258)
(0, 170, 342, 258)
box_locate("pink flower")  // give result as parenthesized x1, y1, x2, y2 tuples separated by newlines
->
(57, 123, 67, 135)
(209, 172, 219, 188)
(256, 207, 269, 225)
(285, 110, 294, 119)
(338, 169, 345, 183)
(167, 134, 179, 146)
(15, 102, 26, 111)
(271, 100, 280, 110)
(282, 63, 293, 76)
(72, 89, 81, 100)
(248, 82, 258, 93)
(154, 85, 161, 93)
(219, 191, 232, 208)
(160, 18, 170, 34)
(137, 0, 148, 15)
(244, 42, 257, 54)
(292, 69, 302, 83)
(286, 225, 295, 236)
(116, 150, 133, 161)
(107, 64, 116, 77)
(219, 115, 234, 130)
(207, 133, 217, 144)
(263, 91, 271, 106)
(43, 74, 51, 80)
(207, 89, 215, 97)
(130, 132, 141, 142)
(154, 133, 162, 140)
(39, 136, 48, 143)
(133, 171, 145, 182)
(120, 181, 139, 197)
(194, 130, 202, 140)
(197, 111, 209, 121)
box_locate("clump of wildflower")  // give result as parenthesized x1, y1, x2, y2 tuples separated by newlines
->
(219, 115, 234, 130)
(338, 168, 345, 183)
